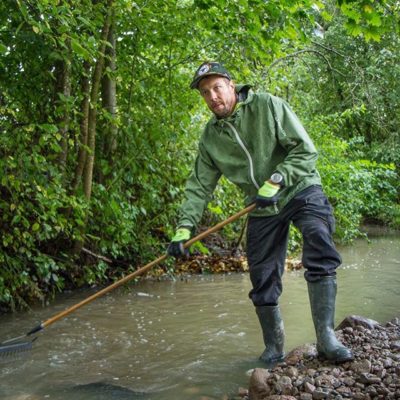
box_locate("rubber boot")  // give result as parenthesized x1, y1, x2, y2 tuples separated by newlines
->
(255, 305, 285, 367)
(308, 276, 354, 363)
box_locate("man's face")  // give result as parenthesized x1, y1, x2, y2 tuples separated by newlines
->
(198, 76, 237, 118)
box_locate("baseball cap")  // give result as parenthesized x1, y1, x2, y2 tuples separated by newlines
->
(190, 62, 232, 89)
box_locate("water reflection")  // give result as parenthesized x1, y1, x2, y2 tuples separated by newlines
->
(0, 234, 399, 399)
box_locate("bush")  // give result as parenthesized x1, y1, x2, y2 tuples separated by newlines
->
(310, 115, 399, 243)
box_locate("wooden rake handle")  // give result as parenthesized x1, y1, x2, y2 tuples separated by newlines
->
(30, 203, 256, 334)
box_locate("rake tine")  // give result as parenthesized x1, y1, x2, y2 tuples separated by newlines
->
(0, 337, 37, 361)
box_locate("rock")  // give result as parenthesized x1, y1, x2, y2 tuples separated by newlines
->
(285, 344, 317, 365)
(336, 315, 380, 331)
(336, 386, 352, 396)
(314, 373, 340, 388)
(303, 381, 315, 394)
(249, 368, 272, 399)
(383, 357, 393, 368)
(342, 376, 355, 387)
(365, 385, 378, 396)
(357, 372, 382, 384)
(311, 388, 329, 399)
(388, 317, 399, 325)
(351, 359, 371, 374)
(70, 382, 151, 398)
(284, 366, 299, 378)
(390, 340, 400, 351)
(352, 393, 368, 400)
(330, 368, 341, 378)
(276, 375, 293, 395)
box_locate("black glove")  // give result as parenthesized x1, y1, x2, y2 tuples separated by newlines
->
(167, 228, 191, 258)
(255, 181, 280, 209)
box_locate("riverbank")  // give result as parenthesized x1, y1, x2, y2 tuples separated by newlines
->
(172, 254, 302, 275)
(236, 315, 400, 400)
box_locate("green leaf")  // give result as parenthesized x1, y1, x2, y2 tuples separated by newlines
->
(368, 14, 382, 27)
(39, 124, 59, 134)
(0, 43, 7, 54)
(71, 38, 91, 60)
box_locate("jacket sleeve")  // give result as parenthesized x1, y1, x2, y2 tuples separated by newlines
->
(177, 141, 222, 230)
(270, 97, 319, 187)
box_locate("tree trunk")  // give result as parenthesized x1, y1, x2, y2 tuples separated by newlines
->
(72, 0, 114, 257)
(82, 3, 113, 201)
(54, 43, 72, 169)
(100, 11, 118, 182)
(71, 61, 91, 194)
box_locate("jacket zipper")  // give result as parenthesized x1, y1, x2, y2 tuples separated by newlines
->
(226, 121, 279, 214)
(225, 121, 260, 190)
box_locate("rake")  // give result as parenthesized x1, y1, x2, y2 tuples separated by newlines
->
(0, 204, 255, 359)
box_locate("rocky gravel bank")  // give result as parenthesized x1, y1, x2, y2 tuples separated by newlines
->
(240, 315, 400, 400)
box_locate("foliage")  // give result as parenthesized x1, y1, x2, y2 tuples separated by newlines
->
(0, 128, 87, 309)
(257, 10, 400, 248)
(310, 115, 399, 242)
(0, 0, 399, 311)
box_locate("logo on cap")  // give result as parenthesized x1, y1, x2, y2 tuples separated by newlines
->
(190, 62, 231, 89)
(197, 63, 211, 76)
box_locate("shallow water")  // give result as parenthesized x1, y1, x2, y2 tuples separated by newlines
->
(0, 233, 399, 399)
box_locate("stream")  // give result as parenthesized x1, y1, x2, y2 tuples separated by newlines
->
(0, 231, 399, 399)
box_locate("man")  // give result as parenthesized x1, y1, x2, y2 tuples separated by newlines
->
(167, 61, 353, 366)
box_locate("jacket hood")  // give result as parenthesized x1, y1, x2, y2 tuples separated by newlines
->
(236, 84, 253, 103)
(210, 84, 253, 125)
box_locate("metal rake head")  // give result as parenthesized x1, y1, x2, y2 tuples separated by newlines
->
(0, 338, 36, 362)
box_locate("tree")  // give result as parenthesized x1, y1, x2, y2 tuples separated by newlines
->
(0, 0, 398, 310)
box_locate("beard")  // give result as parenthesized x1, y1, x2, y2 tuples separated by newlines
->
(210, 102, 234, 118)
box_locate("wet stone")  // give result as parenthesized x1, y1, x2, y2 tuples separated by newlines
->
(391, 353, 400, 362)
(352, 393, 368, 400)
(342, 377, 355, 387)
(336, 315, 380, 331)
(354, 382, 365, 390)
(312, 388, 330, 399)
(303, 381, 316, 394)
(335, 386, 352, 396)
(375, 368, 386, 379)
(357, 372, 381, 384)
(390, 340, 400, 351)
(284, 366, 299, 378)
(276, 375, 293, 395)
(365, 385, 378, 396)
(383, 357, 393, 368)
(351, 359, 371, 374)
(294, 379, 304, 388)
(376, 386, 390, 395)
(315, 374, 341, 388)
(330, 368, 341, 378)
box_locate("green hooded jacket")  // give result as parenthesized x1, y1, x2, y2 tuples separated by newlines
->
(177, 84, 322, 229)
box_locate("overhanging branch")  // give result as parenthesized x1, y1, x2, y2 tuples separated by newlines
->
(265, 48, 346, 78)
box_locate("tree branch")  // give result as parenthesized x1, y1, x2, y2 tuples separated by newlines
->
(265, 48, 346, 78)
